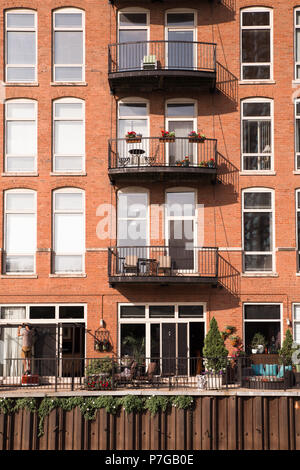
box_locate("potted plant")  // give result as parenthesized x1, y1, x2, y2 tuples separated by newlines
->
(188, 131, 206, 143)
(125, 131, 142, 143)
(159, 130, 175, 142)
(85, 357, 114, 390)
(208, 158, 215, 168)
(278, 330, 297, 388)
(182, 156, 190, 167)
(203, 317, 229, 389)
(251, 333, 266, 354)
(199, 161, 208, 168)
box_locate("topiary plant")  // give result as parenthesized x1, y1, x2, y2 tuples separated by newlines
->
(279, 329, 297, 366)
(202, 317, 228, 373)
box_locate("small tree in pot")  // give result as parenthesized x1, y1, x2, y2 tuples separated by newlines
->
(203, 317, 228, 389)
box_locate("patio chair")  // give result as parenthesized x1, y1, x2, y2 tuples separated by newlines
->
(157, 255, 172, 276)
(134, 362, 158, 387)
(142, 55, 157, 70)
(122, 255, 138, 275)
(114, 360, 138, 386)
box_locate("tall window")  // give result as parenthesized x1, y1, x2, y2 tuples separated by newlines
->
(118, 9, 149, 71)
(4, 190, 36, 274)
(295, 9, 300, 80)
(118, 100, 149, 164)
(166, 100, 196, 164)
(296, 191, 300, 271)
(241, 98, 273, 171)
(53, 98, 85, 173)
(244, 304, 281, 354)
(53, 8, 84, 82)
(5, 99, 37, 173)
(294, 305, 300, 344)
(242, 189, 274, 273)
(117, 189, 148, 247)
(5, 9, 37, 82)
(295, 100, 300, 170)
(53, 189, 85, 273)
(241, 7, 272, 81)
(165, 10, 196, 69)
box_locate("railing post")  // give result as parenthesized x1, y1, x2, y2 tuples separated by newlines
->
(111, 357, 115, 390)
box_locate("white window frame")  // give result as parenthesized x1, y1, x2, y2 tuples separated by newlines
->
(242, 187, 275, 274)
(53, 7, 85, 83)
(164, 9, 197, 70)
(4, 189, 37, 275)
(52, 188, 85, 274)
(293, 303, 300, 345)
(295, 8, 300, 81)
(295, 100, 300, 170)
(241, 97, 274, 172)
(243, 303, 283, 350)
(118, 7, 150, 40)
(5, 9, 37, 83)
(296, 189, 300, 271)
(118, 302, 206, 368)
(52, 97, 85, 174)
(240, 7, 273, 82)
(118, 97, 149, 137)
(5, 98, 37, 174)
(117, 187, 149, 247)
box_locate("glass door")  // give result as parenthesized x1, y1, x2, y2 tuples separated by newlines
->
(166, 101, 196, 165)
(166, 12, 196, 70)
(118, 12, 148, 71)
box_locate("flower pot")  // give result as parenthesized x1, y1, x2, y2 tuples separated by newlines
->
(188, 137, 205, 143)
(159, 137, 175, 143)
(257, 344, 265, 354)
(252, 349, 258, 354)
(126, 138, 141, 143)
(206, 374, 223, 390)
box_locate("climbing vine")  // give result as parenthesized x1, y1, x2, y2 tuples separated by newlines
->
(0, 395, 194, 437)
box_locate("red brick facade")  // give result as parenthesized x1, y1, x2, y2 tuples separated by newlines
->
(0, 0, 299, 358)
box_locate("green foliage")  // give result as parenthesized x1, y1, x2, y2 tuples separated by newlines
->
(144, 396, 172, 415)
(118, 395, 145, 414)
(122, 334, 145, 362)
(279, 329, 296, 365)
(171, 396, 194, 410)
(202, 317, 228, 372)
(251, 332, 266, 349)
(85, 357, 113, 376)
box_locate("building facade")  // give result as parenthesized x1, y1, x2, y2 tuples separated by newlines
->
(0, 0, 300, 378)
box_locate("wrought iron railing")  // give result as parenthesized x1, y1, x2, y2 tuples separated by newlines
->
(108, 246, 219, 279)
(108, 40, 216, 74)
(108, 137, 217, 170)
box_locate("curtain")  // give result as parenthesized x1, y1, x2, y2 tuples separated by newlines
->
(0, 307, 26, 377)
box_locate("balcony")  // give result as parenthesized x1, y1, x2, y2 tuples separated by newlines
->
(108, 136, 218, 184)
(108, 40, 216, 93)
(108, 246, 219, 287)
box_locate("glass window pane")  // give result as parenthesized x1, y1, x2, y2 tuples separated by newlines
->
(166, 13, 194, 27)
(55, 102, 83, 118)
(297, 12, 300, 26)
(166, 103, 195, 117)
(120, 305, 145, 318)
(54, 214, 84, 252)
(55, 12, 83, 28)
(118, 193, 147, 218)
(244, 305, 280, 320)
(242, 30, 270, 63)
(167, 192, 195, 216)
(178, 306, 204, 318)
(243, 102, 271, 117)
(244, 213, 271, 251)
(118, 119, 148, 139)
(6, 67, 35, 82)
(119, 13, 147, 26)
(7, 32, 36, 64)
(244, 192, 271, 209)
(55, 156, 83, 172)
(119, 103, 147, 117)
(244, 254, 272, 271)
(6, 193, 35, 211)
(54, 121, 84, 155)
(243, 65, 270, 80)
(295, 305, 300, 321)
(59, 306, 84, 319)
(6, 214, 35, 252)
(6, 255, 34, 273)
(54, 255, 83, 272)
(242, 11, 270, 27)
(296, 30, 300, 62)
(118, 219, 147, 245)
(121, 324, 145, 358)
(149, 306, 175, 318)
(55, 66, 82, 82)
(30, 306, 55, 319)
(6, 157, 35, 172)
(55, 193, 83, 211)
(7, 121, 36, 155)
(7, 13, 35, 28)
(54, 31, 83, 64)
(7, 102, 35, 119)
(0, 307, 26, 320)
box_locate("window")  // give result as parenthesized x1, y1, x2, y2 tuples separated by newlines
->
(295, 9, 300, 80)
(119, 303, 205, 376)
(244, 304, 281, 354)
(53, 189, 85, 273)
(296, 191, 300, 270)
(118, 9, 149, 71)
(166, 100, 196, 165)
(118, 100, 149, 164)
(53, 98, 85, 172)
(53, 8, 84, 82)
(5, 9, 37, 82)
(241, 98, 273, 171)
(5, 99, 37, 173)
(294, 305, 300, 344)
(295, 101, 300, 169)
(242, 189, 274, 272)
(165, 10, 196, 69)
(4, 190, 36, 274)
(117, 189, 148, 247)
(241, 7, 272, 81)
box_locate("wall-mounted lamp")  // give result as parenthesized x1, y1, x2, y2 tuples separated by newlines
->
(100, 318, 106, 329)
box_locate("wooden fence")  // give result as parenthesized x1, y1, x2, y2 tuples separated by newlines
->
(1, 395, 300, 450)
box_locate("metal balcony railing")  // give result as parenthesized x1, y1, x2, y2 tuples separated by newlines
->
(108, 246, 219, 281)
(108, 136, 217, 171)
(108, 40, 216, 75)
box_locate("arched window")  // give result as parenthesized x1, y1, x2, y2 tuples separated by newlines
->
(4, 189, 37, 274)
(118, 7, 149, 71)
(53, 98, 85, 173)
(53, 8, 85, 82)
(241, 7, 273, 81)
(241, 97, 273, 172)
(5, 9, 37, 83)
(52, 188, 85, 273)
(5, 99, 37, 173)
(242, 188, 275, 273)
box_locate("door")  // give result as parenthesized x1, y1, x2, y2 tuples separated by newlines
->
(118, 12, 148, 71)
(162, 323, 176, 375)
(168, 121, 194, 165)
(34, 325, 57, 376)
(167, 30, 194, 69)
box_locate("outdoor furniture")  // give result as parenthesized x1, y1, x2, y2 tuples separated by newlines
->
(134, 362, 158, 387)
(128, 148, 146, 166)
(122, 255, 138, 275)
(138, 258, 158, 276)
(114, 360, 137, 387)
(157, 255, 172, 276)
(142, 55, 157, 70)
